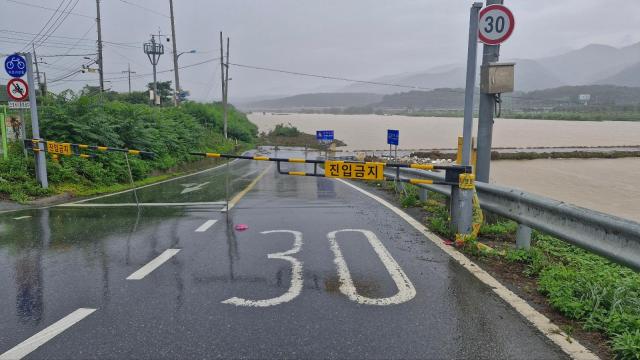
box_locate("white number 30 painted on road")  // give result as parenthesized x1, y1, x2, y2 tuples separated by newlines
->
(222, 229, 416, 307)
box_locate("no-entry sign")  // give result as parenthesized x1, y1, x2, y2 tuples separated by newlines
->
(478, 4, 515, 45)
(6, 78, 29, 101)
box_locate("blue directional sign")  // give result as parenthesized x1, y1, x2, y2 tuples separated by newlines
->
(316, 130, 334, 142)
(4, 54, 27, 78)
(387, 129, 399, 146)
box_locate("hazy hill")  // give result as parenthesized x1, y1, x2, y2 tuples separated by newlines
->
(597, 62, 640, 87)
(243, 85, 640, 113)
(243, 92, 383, 110)
(333, 42, 640, 94)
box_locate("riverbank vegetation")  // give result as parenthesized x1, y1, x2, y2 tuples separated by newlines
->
(257, 123, 346, 149)
(367, 181, 639, 359)
(0, 93, 257, 203)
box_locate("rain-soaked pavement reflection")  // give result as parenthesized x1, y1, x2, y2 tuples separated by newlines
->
(0, 148, 569, 359)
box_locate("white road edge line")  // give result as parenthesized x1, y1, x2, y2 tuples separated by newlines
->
(195, 220, 218, 233)
(0, 308, 96, 360)
(57, 202, 226, 208)
(336, 179, 599, 360)
(12, 216, 32, 220)
(126, 249, 181, 280)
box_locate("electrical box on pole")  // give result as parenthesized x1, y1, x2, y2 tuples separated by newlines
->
(480, 62, 515, 94)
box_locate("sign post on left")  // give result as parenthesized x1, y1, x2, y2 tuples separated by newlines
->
(4, 53, 48, 188)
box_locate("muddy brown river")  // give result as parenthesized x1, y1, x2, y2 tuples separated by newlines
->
(250, 113, 640, 221)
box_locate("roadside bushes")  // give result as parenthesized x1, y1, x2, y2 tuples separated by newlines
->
(0, 94, 257, 201)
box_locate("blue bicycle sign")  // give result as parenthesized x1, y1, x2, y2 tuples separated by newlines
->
(5, 54, 27, 77)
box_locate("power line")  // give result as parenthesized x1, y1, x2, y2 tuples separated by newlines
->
(51, 57, 221, 84)
(6, 0, 93, 19)
(19, 0, 68, 52)
(0, 29, 94, 43)
(0, 38, 96, 51)
(118, 0, 169, 18)
(39, 53, 97, 58)
(229, 62, 438, 91)
(37, 0, 82, 49)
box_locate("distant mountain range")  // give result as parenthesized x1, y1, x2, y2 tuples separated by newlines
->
(241, 42, 640, 111)
(339, 42, 640, 93)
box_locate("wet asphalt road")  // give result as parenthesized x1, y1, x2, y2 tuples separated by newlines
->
(0, 149, 568, 359)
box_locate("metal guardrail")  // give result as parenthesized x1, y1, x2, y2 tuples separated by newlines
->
(395, 167, 640, 271)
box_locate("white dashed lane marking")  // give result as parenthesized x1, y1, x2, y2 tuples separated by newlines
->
(12, 216, 31, 220)
(195, 220, 218, 233)
(126, 249, 181, 280)
(0, 308, 96, 360)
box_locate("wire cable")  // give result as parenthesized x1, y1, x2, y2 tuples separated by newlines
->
(7, 0, 93, 19)
(229, 62, 439, 91)
(118, 0, 169, 18)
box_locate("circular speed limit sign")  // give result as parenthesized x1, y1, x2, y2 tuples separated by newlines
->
(478, 4, 515, 45)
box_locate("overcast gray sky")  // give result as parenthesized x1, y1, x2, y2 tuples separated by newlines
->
(2, 0, 639, 101)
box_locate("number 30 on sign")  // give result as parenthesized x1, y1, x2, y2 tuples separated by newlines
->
(478, 4, 515, 45)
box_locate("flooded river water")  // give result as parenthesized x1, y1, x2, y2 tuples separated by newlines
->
(250, 113, 640, 221)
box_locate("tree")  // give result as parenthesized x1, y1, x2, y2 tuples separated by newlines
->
(147, 81, 173, 105)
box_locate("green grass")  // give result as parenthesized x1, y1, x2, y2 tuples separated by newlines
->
(506, 233, 640, 359)
(366, 180, 640, 358)
(480, 220, 518, 236)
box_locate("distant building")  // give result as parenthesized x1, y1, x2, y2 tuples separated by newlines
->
(578, 94, 591, 106)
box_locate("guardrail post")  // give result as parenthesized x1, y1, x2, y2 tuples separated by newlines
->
(418, 188, 429, 202)
(451, 186, 473, 234)
(515, 224, 532, 250)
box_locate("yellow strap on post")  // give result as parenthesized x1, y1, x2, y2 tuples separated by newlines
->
(128, 150, 140, 155)
(80, 154, 91, 159)
(78, 144, 89, 149)
(409, 179, 434, 185)
(459, 173, 475, 190)
(288, 158, 306, 163)
(253, 156, 269, 161)
(288, 171, 306, 176)
(97, 146, 108, 151)
(205, 153, 221, 158)
(410, 164, 434, 170)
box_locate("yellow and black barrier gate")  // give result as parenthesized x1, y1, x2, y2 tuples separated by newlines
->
(25, 139, 155, 159)
(189, 152, 474, 188)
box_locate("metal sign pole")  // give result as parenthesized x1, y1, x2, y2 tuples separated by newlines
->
(1, 106, 7, 160)
(451, 2, 482, 235)
(476, 0, 505, 182)
(24, 52, 48, 188)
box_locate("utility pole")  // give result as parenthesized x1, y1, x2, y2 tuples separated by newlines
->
(169, 0, 181, 106)
(224, 37, 230, 139)
(476, 0, 504, 183)
(220, 32, 227, 138)
(96, 0, 105, 92)
(121, 63, 136, 93)
(25, 52, 48, 189)
(144, 34, 164, 105)
(32, 44, 42, 93)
